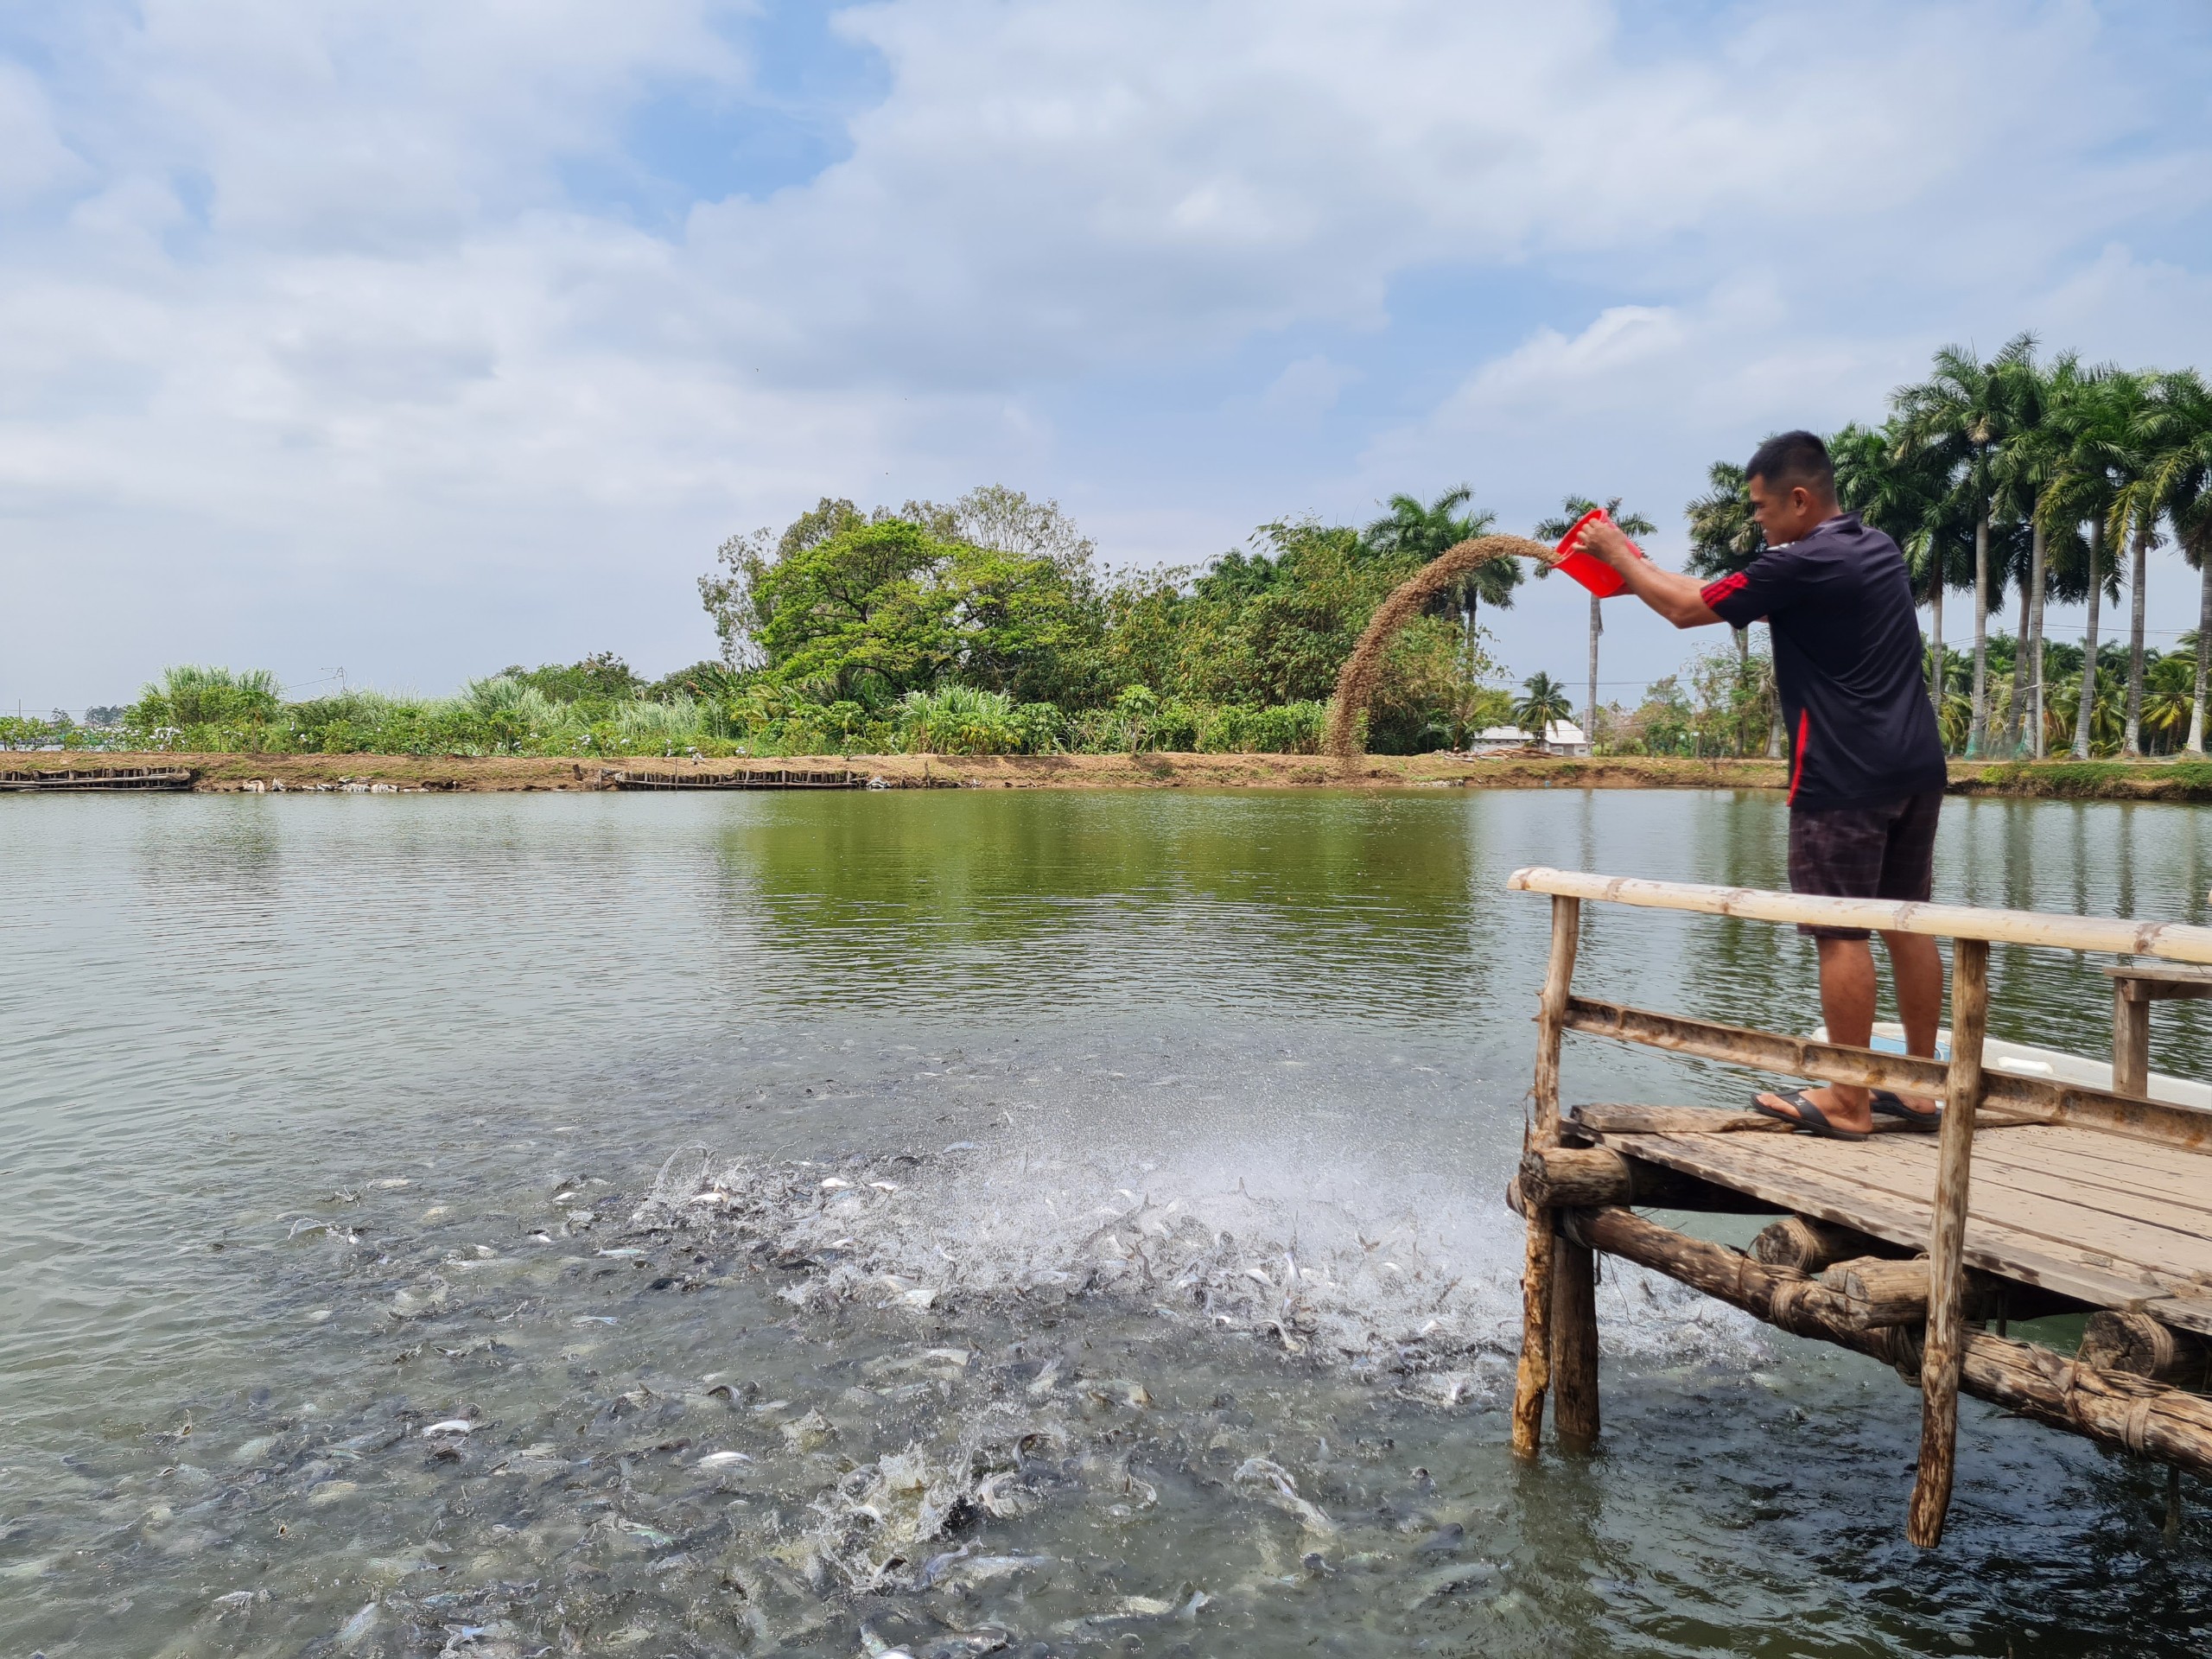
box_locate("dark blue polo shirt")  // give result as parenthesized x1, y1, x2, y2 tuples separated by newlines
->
(1700, 512, 1947, 810)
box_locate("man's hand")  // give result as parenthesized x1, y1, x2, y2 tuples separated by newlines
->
(1576, 521, 1728, 630)
(1573, 516, 1638, 571)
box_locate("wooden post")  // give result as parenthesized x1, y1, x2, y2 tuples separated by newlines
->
(1510, 894, 1581, 1457)
(1551, 1230, 1600, 1451)
(1909, 936, 1990, 1548)
(2113, 982, 2152, 1098)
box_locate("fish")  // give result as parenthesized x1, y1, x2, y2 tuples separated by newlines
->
(369, 1179, 412, 1191)
(1410, 1560, 1496, 1602)
(976, 1472, 1038, 1519)
(1084, 1378, 1151, 1409)
(1234, 1457, 1336, 1534)
(943, 1554, 1052, 1586)
(696, 1450, 753, 1468)
(421, 1419, 475, 1437)
(336, 1600, 381, 1647)
(596, 1247, 645, 1259)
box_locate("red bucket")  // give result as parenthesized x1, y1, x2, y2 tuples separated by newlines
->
(1552, 506, 1645, 598)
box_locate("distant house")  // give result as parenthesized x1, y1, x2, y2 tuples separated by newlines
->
(1465, 720, 1590, 757)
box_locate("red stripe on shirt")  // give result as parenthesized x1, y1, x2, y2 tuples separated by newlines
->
(1700, 571, 1748, 608)
(1786, 709, 1810, 804)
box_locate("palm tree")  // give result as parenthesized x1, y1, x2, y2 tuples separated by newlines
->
(1891, 334, 2038, 755)
(2093, 370, 2169, 756)
(1989, 354, 2088, 756)
(1834, 419, 1961, 729)
(1683, 461, 1765, 751)
(2040, 365, 2130, 759)
(1364, 486, 1511, 685)
(2132, 373, 2212, 756)
(1532, 495, 1657, 749)
(2137, 370, 2212, 754)
(1513, 671, 1574, 741)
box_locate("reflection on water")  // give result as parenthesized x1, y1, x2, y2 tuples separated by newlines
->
(1, 789, 2209, 1656)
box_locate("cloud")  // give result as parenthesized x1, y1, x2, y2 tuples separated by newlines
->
(0, 62, 84, 205)
(0, 0, 2209, 705)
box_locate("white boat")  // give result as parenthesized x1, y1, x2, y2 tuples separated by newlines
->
(1810, 1021, 2212, 1113)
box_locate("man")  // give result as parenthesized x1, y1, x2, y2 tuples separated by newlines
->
(1573, 430, 1948, 1139)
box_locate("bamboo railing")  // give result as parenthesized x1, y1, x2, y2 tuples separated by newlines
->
(1504, 866, 2212, 1549)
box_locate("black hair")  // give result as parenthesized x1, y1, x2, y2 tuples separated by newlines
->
(1745, 429, 1835, 499)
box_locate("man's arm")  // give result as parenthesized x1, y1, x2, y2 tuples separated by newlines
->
(1574, 518, 1724, 629)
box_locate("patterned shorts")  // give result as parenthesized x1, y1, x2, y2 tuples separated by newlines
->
(1787, 790, 1944, 940)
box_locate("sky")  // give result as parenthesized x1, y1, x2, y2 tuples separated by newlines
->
(3, 0, 2211, 713)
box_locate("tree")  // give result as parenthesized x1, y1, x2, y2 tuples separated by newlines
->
(1988, 354, 2088, 756)
(1532, 496, 1656, 748)
(2137, 369, 2212, 754)
(1513, 671, 1574, 740)
(1363, 486, 1511, 687)
(1683, 461, 1771, 754)
(2095, 370, 2169, 755)
(2039, 365, 2129, 759)
(1891, 334, 2038, 755)
(1834, 419, 1958, 728)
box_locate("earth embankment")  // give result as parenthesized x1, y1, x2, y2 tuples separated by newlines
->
(9, 750, 2210, 798)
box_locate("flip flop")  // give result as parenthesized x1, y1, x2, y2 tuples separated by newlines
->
(1751, 1090, 1871, 1141)
(1870, 1090, 1942, 1131)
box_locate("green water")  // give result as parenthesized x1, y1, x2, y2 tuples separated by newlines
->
(2, 788, 2209, 1656)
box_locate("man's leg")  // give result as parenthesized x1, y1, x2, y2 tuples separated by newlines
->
(1762, 935, 1878, 1134)
(1879, 929, 1945, 1112)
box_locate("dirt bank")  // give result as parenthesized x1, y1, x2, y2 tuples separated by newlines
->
(3, 751, 1785, 792)
(5, 751, 2208, 799)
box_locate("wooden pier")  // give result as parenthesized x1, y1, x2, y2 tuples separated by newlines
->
(601, 766, 868, 791)
(0, 766, 194, 791)
(1504, 866, 2212, 1547)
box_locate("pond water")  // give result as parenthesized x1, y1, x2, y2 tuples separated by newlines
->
(3, 787, 2210, 1658)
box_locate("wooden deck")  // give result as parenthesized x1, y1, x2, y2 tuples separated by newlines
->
(1503, 866, 2212, 1547)
(1577, 1109, 2212, 1332)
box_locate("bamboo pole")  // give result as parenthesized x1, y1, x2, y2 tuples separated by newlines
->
(1563, 1205, 2212, 1478)
(1505, 868, 2212, 967)
(1910, 936, 1989, 1548)
(1510, 894, 1581, 1456)
(1560, 995, 2212, 1150)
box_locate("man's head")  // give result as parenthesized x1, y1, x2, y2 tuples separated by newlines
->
(1745, 430, 1839, 547)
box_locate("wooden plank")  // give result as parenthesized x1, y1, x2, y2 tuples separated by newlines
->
(1975, 1127, 2212, 1214)
(2104, 963, 2212, 998)
(1507, 866, 2212, 966)
(1569, 1103, 1793, 1135)
(1745, 1135, 2212, 1283)
(1964, 1148, 2212, 1241)
(2114, 988, 2152, 1099)
(1605, 1129, 2212, 1327)
(1561, 996, 2212, 1150)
